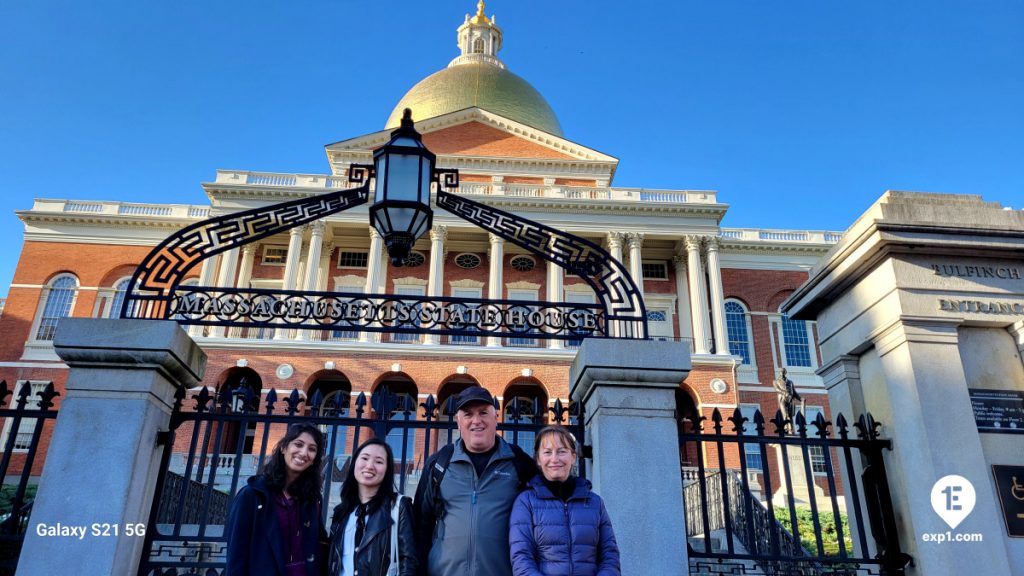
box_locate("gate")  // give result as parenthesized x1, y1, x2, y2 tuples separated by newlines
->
(0, 380, 59, 576)
(137, 383, 583, 575)
(678, 408, 912, 576)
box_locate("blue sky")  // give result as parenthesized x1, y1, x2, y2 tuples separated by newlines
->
(1, 1, 1021, 297)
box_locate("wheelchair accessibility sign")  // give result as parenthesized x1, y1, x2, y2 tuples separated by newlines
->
(992, 465, 1024, 537)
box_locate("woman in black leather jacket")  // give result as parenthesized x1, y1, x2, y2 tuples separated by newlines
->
(328, 438, 417, 576)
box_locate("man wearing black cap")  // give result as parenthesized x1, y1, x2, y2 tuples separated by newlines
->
(413, 385, 536, 576)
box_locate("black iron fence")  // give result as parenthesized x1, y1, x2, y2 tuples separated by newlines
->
(138, 384, 583, 576)
(0, 380, 59, 576)
(679, 408, 911, 576)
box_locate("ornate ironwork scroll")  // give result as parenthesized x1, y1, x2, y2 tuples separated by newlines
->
(121, 161, 647, 340)
(121, 165, 372, 319)
(436, 190, 647, 338)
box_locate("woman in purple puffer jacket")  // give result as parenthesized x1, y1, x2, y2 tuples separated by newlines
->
(509, 426, 621, 576)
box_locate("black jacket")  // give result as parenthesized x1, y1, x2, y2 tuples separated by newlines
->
(328, 496, 418, 576)
(225, 475, 325, 576)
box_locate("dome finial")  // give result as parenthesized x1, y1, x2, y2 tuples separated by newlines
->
(470, 0, 490, 25)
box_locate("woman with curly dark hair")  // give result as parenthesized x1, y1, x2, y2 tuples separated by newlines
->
(225, 423, 327, 576)
(327, 438, 417, 576)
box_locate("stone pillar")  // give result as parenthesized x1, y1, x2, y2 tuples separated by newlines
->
(570, 339, 691, 576)
(547, 255, 564, 350)
(227, 245, 257, 338)
(685, 236, 710, 354)
(298, 222, 327, 341)
(817, 355, 874, 558)
(208, 248, 240, 338)
(626, 233, 645, 303)
(705, 237, 729, 355)
(1010, 321, 1024, 371)
(187, 254, 220, 338)
(864, 318, 1012, 575)
(19, 318, 206, 576)
(424, 225, 447, 346)
(672, 252, 694, 352)
(359, 227, 384, 343)
(487, 233, 504, 347)
(274, 226, 306, 340)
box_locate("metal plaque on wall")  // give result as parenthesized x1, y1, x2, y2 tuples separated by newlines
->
(969, 389, 1024, 434)
(991, 465, 1024, 537)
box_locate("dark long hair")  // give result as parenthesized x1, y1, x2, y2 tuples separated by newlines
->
(259, 423, 325, 503)
(336, 438, 396, 520)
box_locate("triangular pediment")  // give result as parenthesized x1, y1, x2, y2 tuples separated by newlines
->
(325, 108, 617, 164)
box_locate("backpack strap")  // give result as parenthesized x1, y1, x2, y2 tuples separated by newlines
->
(428, 443, 456, 518)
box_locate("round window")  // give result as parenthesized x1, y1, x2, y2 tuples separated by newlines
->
(455, 253, 482, 269)
(509, 255, 535, 272)
(403, 251, 425, 268)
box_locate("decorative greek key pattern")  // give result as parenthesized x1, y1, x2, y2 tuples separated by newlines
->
(121, 179, 370, 318)
(436, 190, 647, 338)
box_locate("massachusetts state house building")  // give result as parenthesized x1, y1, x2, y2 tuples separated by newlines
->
(1, 4, 841, 494)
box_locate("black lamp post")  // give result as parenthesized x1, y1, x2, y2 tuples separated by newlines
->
(371, 108, 435, 266)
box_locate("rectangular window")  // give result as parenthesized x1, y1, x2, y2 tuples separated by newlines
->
(641, 261, 668, 280)
(331, 285, 362, 340)
(450, 287, 482, 345)
(338, 251, 369, 269)
(507, 288, 540, 347)
(647, 308, 673, 340)
(261, 245, 288, 265)
(804, 407, 828, 475)
(392, 286, 425, 343)
(781, 315, 813, 368)
(0, 381, 49, 452)
(739, 404, 763, 471)
(564, 291, 595, 348)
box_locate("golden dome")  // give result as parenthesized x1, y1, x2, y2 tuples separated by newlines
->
(385, 62, 563, 137)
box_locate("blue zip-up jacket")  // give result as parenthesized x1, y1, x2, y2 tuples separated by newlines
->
(509, 475, 621, 576)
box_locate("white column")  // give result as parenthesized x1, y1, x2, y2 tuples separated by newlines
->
(547, 254, 564, 350)
(227, 245, 257, 338)
(606, 232, 626, 338)
(299, 221, 327, 341)
(424, 225, 447, 345)
(208, 248, 240, 338)
(487, 233, 504, 347)
(626, 233, 645, 302)
(685, 236, 710, 354)
(188, 254, 220, 338)
(705, 237, 729, 355)
(359, 227, 384, 343)
(274, 226, 306, 340)
(672, 252, 694, 351)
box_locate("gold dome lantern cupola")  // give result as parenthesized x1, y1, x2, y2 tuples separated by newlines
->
(450, 0, 504, 69)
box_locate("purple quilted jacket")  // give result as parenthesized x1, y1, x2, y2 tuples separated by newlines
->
(509, 475, 621, 576)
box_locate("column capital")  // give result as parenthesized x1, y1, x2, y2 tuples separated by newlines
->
(241, 244, 257, 256)
(672, 252, 688, 268)
(429, 225, 448, 243)
(684, 235, 704, 251)
(309, 220, 326, 236)
(607, 231, 626, 249)
(289, 225, 306, 238)
(488, 232, 504, 245)
(368, 226, 382, 240)
(705, 236, 720, 252)
(626, 232, 645, 250)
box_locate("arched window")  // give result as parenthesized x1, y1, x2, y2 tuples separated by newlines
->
(780, 313, 813, 368)
(472, 37, 485, 54)
(724, 301, 753, 365)
(106, 278, 132, 319)
(34, 275, 78, 341)
(435, 378, 477, 449)
(307, 371, 353, 481)
(502, 380, 548, 456)
(375, 378, 417, 464)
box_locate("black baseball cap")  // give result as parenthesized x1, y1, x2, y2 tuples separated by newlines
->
(453, 386, 495, 412)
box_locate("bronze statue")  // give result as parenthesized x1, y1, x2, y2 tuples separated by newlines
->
(773, 368, 803, 434)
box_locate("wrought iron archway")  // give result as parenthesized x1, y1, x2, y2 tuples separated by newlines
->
(121, 164, 648, 340)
